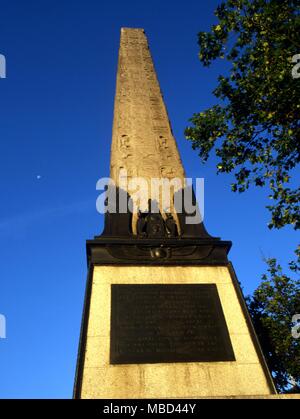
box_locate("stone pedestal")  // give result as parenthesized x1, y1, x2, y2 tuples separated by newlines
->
(75, 264, 275, 398)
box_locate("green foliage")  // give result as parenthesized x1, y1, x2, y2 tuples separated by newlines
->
(247, 247, 300, 392)
(186, 0, 300, 393)
(185, 0, 300, 230)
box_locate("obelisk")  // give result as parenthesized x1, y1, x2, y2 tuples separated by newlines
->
(110, 28, 185, 234)
(74, 28, 276, 399)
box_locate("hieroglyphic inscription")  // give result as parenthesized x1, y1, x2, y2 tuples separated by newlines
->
(110, 28, 186, 231)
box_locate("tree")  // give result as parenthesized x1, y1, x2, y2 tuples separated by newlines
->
(185, 0, 300, 230)
(185, 0, 300, 392)
(247, 248, 300, 392)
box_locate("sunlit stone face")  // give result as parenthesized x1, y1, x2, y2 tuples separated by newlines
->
(110, 28, 186, 233)
(80, 265, 274, 399)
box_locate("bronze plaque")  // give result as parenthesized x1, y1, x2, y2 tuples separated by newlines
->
(110, 284, 235, 364)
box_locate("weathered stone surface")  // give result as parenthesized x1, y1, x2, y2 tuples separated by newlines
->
(110, 28, 185, 233)
(80, 265, 276, 399)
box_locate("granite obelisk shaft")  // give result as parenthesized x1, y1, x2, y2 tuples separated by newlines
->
(110, 28, 185, 233)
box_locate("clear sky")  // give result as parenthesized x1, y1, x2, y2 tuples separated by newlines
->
(0, 0, 298, 398)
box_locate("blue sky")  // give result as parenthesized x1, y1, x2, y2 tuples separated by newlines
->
(0, 0, 298, 398)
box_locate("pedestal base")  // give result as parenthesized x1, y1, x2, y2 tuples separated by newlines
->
(75, 264, 275, 398)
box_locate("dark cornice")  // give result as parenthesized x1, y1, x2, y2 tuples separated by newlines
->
(87, 237, 232, 266)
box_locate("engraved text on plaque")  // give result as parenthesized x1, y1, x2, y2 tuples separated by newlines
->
(110, 284, 235, 364)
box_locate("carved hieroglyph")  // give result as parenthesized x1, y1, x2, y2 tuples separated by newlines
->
(110, 28, 185, 233)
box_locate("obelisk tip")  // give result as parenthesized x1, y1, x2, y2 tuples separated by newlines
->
(121, 27, 145, 33)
